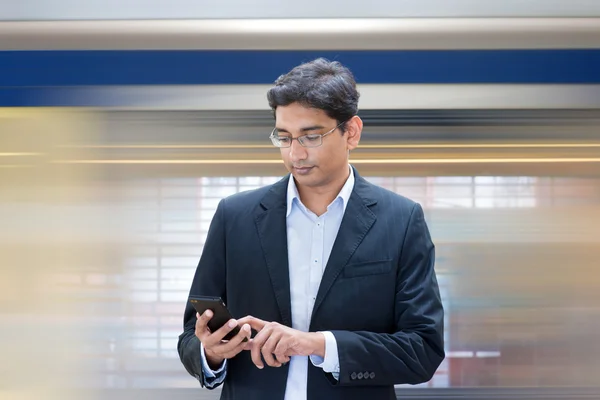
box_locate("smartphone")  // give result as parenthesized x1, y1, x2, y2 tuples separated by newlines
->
(189, 295, 247, 342)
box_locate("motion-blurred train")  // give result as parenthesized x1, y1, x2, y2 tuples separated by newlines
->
(1, 16, 599, 400)
(1, 17, 599, 175)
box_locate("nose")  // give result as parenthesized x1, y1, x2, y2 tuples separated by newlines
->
(288, 139, 307, 163)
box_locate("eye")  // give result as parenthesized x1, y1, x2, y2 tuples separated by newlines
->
(303, 134, 321, 142)
(277, 137, 292, 144)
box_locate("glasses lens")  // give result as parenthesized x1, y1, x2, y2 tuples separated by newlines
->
(298, 134, 322, 148)
(270, 137, 283, 147)
(270, 130, 290, 148)
(270, 130, 326, 148)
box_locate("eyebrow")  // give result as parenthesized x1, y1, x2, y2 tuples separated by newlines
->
(275, 125, 325, 134)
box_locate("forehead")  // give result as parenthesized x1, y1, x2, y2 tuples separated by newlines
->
(274, 103, 334, 127)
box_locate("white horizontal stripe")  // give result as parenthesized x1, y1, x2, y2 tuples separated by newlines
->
(59, 84, 600, 110)
(1, 18, 599, 50)
(476, 351, 502, 358)
(1, 0, 600, 20)
(447, 351, 474, 358)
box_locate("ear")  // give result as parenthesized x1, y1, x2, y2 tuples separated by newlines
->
(345, 116, 363, 151)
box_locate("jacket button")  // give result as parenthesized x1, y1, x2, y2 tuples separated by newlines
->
(350, 372, 357, 380)
(370, 372, 376, 379)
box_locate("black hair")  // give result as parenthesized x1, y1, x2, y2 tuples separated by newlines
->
(267, 58, 359, 131)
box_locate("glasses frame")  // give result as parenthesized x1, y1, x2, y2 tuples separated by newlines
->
(269, 119, 348, 148)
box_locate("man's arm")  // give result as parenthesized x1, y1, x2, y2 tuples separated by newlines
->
(200, 342, 228, 388)
(177, 199, 229, 389)
(329, 203, 444, 386)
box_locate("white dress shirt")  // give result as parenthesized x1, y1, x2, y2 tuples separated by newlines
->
(200, 166, 355, 399)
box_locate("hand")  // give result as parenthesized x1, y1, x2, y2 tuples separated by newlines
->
(195, 310, 252, 369)
(237, 316, 325, 369)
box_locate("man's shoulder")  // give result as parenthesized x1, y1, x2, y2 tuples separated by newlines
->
(219, 177, 286, 212)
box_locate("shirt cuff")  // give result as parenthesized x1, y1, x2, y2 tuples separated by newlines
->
(309, 331, 340, 379)
(200, 342, 227, 378)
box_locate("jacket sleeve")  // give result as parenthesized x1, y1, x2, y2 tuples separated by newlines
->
(177, 198, 228, 389)
(331, 203, 445, 386)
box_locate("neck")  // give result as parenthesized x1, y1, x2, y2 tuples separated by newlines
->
(296, 165, 350, 216)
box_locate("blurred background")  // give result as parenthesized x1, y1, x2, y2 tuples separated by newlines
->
(1, 1, 600, 399)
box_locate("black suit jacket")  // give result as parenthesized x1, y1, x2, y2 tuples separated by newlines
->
(178, 168, 444, 400)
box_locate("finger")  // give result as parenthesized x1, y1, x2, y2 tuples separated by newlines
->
(275, 353, 290, 364)
(204, 318, 237, 347)
(237, 316, 267, 332)
(262, 334, 282, 367)
(214, 318, 239, 341)
(242, 338, 253, 351)
(273, 340, 291, 364)
(251, 343, 264, 369)
(220, 325, 252, 358)
(236, 323, 252, 343)
(216, 324, 251, 354)
(251, 330, 270, 369)
(196, 310, 213, 330)
(284, 349, 295, 357)
(195, 310, 213, 340)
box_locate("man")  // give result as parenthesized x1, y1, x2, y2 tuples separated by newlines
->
(178, 58, 444, 400)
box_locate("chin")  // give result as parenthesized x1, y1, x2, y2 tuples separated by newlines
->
(295, 176, 324, 188)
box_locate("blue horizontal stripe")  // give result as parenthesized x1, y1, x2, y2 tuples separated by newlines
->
(0, 87, 122, 107)
(1, 50, 600, 87)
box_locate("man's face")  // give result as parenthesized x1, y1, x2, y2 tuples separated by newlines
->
(274, 102, 360, 190)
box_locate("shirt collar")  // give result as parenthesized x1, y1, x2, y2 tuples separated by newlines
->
(286, 165, 355, 217)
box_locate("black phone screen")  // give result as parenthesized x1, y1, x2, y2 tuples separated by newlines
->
(188, 295, 246, 341)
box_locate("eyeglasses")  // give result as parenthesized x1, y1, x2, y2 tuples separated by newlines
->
(269, 120, 347, 148)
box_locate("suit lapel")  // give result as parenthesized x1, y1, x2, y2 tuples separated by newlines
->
(255, 176, 293, 327)
(310, 173, 377, 322)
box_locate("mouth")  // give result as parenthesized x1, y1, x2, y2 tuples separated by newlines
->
(293, 166, 314, 175)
